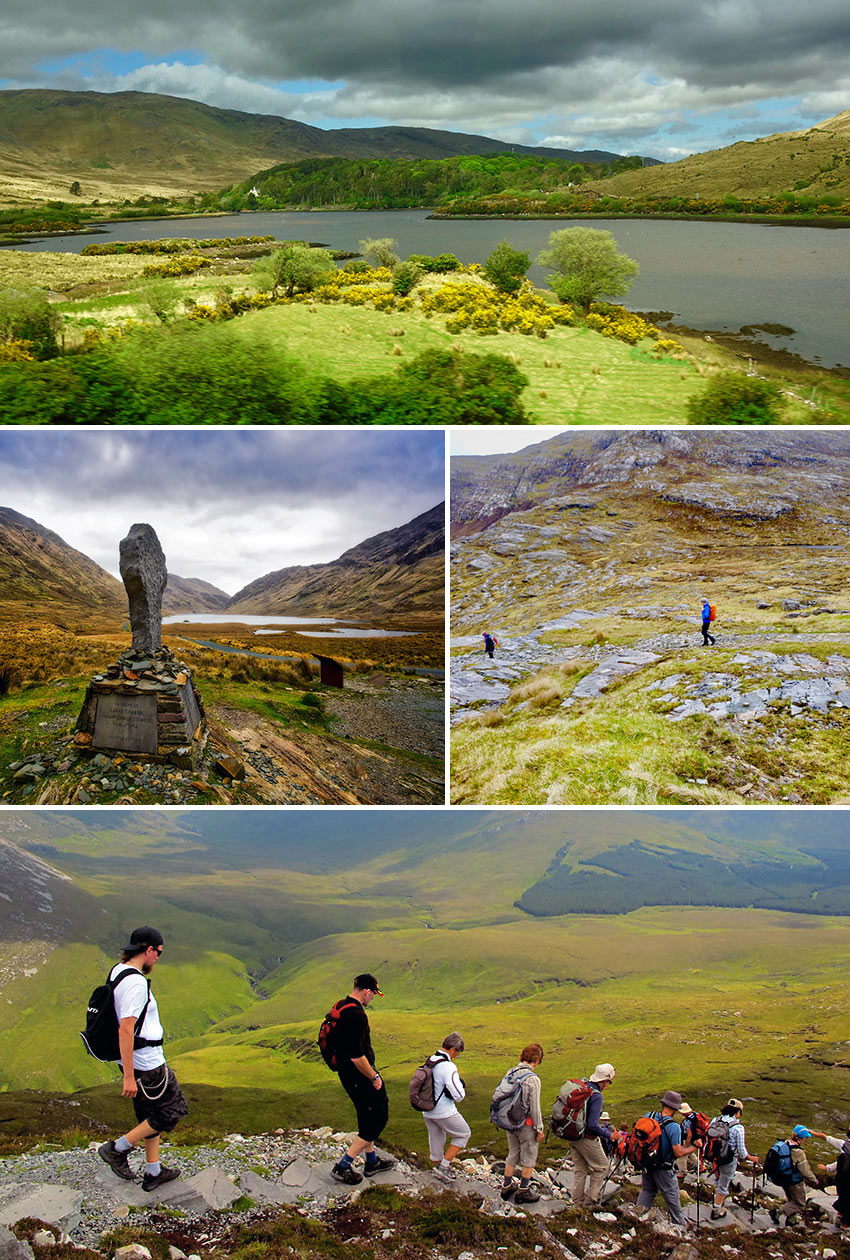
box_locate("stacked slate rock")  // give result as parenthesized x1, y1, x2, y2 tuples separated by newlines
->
(75, 645, 207, 770)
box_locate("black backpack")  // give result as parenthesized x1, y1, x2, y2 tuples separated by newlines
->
(81, 967, 159, 1062)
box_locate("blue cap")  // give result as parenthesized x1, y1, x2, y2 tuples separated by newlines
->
(793, 1125, 812, 1139)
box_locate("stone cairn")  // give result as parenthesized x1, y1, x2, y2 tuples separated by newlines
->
(75, 524, 207, 769)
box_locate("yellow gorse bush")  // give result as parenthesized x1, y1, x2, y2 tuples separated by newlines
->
(585, 305, 659, 345)
(141, 255, 212, 278)
(0, 338, 35, 362)
(421, 279, 573, 338)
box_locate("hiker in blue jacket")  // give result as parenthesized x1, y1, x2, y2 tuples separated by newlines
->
(700, 598, 716, 646)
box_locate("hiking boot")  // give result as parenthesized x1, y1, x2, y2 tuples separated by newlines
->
(435, 1164, 457, 1182)
(363, 1156, 395, 1177)
(331, 1162, 363, 1185)
(500, 1182, 516, 1200)
(97, 1141, 135, 1182)
(141, 1166, 180, 1193)
(514, 1187, 541, 1204)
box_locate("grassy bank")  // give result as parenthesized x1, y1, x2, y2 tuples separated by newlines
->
(2, 246, 848, 422)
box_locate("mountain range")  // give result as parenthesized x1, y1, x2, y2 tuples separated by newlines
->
(0, 501, 444, 622)
(0, 89, 628, 201)
(227, 502, 445, 615)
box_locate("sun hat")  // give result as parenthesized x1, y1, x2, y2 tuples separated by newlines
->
(589, 1063, 616, 1083)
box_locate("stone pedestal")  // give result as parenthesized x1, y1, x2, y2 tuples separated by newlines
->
(74, 646, 207, 769)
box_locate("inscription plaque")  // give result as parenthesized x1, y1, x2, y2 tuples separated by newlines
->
(180, 682, 202, 735)
(93, 692, 158, 754)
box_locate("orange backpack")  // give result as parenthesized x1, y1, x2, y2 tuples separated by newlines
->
(708, 604, 717, 622)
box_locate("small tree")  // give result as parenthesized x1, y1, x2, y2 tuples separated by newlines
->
(392, 260, 422, 296)
(686, 372, 785, 425)
(253, 245, 335, 296)
(69, 180, 82, 197)
(536, 227, 639, 310)
(141, 279, 180, 324)
(483, 240, 530, 293)
(359, 237, 398, 268)
(0, 288, 61, 359)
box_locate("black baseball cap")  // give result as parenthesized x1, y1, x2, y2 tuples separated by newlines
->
(124, 926, 164, 951)
(354, 972, 383, 995)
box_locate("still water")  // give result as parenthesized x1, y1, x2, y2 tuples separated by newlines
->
(17, 209, 849, 367)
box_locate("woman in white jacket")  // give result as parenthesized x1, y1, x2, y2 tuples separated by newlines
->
(424, 1032, 470, 1182)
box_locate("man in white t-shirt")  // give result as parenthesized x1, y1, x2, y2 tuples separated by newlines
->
(423, 1032, 470, 1181)
(97, 927, 188, 1192)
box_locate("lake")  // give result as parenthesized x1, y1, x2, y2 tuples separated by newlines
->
(163, 613, 415, 639)
(16, 209, 849, 367)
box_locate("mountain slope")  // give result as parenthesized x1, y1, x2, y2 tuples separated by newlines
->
(450, 431, 850, 805)
(584, 108, 850, 200)
(0, 507, 125, 614)
(163, 573, 230, 613)
(226, 502, 444, 616)
(0, 89, 626, 201)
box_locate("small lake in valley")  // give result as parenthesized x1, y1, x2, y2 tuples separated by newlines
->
(163, 613, 416, 639)
(17, 209, 849, 367)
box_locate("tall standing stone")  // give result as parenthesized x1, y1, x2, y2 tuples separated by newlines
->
(119, 523, 167, 654)
(75, 523, 207, 772)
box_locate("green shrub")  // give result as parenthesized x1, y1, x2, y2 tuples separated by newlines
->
(319, 347, 529, 423)
(0, 289, 61, 360)
(686, 372, 785, 425)
(483, 240, 530, 293)
(391, 261, 423, 295)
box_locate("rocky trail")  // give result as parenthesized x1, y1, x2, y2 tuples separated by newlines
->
(451, 618, 850, 729)
(0, 1128, 846, 1260)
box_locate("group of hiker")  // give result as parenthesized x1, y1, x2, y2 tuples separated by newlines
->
(317, 975, 848, 1231)
(88, 943, 848, 1236)
(481, 599, 717, 664)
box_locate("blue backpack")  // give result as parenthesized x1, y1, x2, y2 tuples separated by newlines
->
(764, 1140, 802, 1186)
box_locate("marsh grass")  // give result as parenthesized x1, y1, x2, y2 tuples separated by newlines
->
(452, 645, 850, 804)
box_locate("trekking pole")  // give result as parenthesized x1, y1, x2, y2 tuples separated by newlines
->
(696, 1148, 701, 1235)
(750, 1166, 756, 1224)
(598, 1153, 623, 1202)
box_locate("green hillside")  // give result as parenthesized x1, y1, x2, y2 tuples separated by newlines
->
(0, 89, 624, 204)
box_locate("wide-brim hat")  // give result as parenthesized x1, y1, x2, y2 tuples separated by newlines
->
(660, 1089, 683, 1110)
(589, 1063, 616, 1083)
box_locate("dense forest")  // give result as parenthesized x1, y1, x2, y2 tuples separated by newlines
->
(212, 153, 645, 212)
(517, 839, 850, 916)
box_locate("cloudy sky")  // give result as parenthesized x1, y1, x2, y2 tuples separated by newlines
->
(2, 1, 848, 159)
(0, 430, 445, 594)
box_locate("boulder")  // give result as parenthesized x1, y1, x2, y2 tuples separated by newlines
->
(0, 1226, 34, 1260)
(0, 1186, 82, 1233)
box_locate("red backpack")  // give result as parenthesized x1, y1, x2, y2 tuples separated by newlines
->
(690, 1111, 711, 1145)
(550, 1080, 594, 1141)
(626, 1114, 676, 1170)
(318, 997, 359, 1070)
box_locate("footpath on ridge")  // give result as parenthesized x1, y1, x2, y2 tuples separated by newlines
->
(0, 1126, 846, 1259)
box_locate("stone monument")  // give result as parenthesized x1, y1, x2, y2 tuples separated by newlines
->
(75, 524, 207, 768)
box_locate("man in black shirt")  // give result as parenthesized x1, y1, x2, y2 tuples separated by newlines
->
(330, 973, 395, 1185)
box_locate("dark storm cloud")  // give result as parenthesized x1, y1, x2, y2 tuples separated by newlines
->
(0, 431, 444, 590)
(2, 0, 848, 155)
